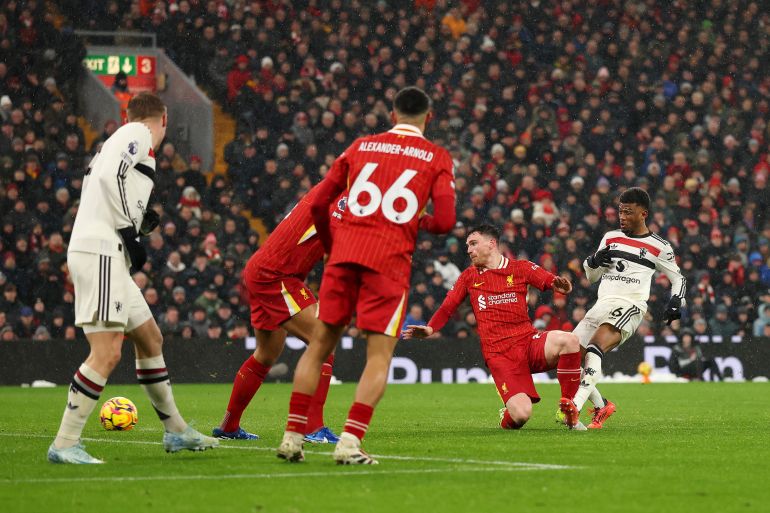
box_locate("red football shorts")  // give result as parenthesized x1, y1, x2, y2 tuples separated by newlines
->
(486, 331, 553, 404)
(244, 274, 317, 331)
(317, 263, 408, 337)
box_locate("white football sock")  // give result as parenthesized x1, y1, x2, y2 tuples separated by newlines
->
(589, 387, 606, 409)
(136, 356, 187, 433)
(54, 364, 106, 449)
(573, 344, 604, 411)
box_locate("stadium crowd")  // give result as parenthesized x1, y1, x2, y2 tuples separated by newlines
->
(2, 0, 770, 344)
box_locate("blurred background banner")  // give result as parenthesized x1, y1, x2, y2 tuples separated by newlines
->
(2, 336, 768, 385)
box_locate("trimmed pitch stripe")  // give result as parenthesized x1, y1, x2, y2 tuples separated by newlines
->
(0, 433, 578, 473)
(5, 467, 565, 484)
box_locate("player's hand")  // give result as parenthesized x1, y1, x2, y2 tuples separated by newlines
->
(587, 246, 613, 269)
(118, 226, 148, 272)
(552, 276, 573, 294)
(663, 296, 682, 326)
(402, 325, 434, 339)
(139, 209, 160, 236)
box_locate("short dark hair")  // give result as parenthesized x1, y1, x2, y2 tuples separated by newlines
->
(468, 224, 500, 242)
(393, 87, 430, 117)
(618, 187, 650, 211)
(127, 92, 166, 121)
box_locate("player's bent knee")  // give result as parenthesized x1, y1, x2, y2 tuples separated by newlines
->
(507, 402, 532, 426)
(565, 332, 580, 352)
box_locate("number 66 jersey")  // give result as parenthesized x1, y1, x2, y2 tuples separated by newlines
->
(311, 123, 456, 288)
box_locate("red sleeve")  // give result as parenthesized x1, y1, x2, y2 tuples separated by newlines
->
(427, 270, 469, 332)
(525, 261, 556, 291)
(419, 194, 456, 233)
(419, 152, 456, 233)
(311, 156, 348, 253)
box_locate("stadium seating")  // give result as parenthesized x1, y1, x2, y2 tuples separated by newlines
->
(2, 1, 770, 343)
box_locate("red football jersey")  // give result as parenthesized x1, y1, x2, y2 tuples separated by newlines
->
(316, 124, 456, 286)
(427, 256, 557, 356)
(245, 185, 345, 281)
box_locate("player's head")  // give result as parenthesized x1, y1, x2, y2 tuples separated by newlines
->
(617, 187, 650, 235)
(466, 224, 500, 268)
(127, 92, 167, 149)
(391, 86, 432, 129)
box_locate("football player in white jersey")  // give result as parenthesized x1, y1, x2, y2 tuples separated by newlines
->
(48, 93, 219, 464)
(572, 187, 686, 428)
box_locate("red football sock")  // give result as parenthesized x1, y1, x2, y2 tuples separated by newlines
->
(220, 356, 270, 432)
(305, 354, 335, 433)
(343, 402, 374, 441)
(500, 408, 523, 430)
(556, 351, 582, 400)
(286, 392, 313, 434)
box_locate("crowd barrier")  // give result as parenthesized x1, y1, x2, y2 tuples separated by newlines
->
(2, 335, 768, 386)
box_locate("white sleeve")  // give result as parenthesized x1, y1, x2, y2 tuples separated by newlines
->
(583, 233, 609, 283)
(656, 246, 687, 304)
(96, 125, 154, 232)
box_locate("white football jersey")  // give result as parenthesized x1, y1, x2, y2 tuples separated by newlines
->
(69, 122, 156, 258)
(584, 229, 686, 310)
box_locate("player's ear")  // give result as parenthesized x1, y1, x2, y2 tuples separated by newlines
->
(161, 111, 167, 128)
(390, 110, 397, 125)
(425, 111, 433, 126)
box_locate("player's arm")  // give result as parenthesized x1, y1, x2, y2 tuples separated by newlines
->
(656, 246, 687, 325)
(419, 153, 456, 234)
(402, 272, 469, 339)
(98, 131, 154, 270)
(520, 262, 560, 290)
(310, 154, 348, 253)
(583, 234, 612, 283)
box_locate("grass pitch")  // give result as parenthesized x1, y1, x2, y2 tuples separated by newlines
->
(1, 382, 767, 513)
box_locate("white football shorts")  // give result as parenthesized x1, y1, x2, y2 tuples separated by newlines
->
(573, 297, 646, 348)
(68, 251, 153, 334)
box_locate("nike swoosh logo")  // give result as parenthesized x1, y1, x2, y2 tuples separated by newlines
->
(473, 282, 484, 287)
(67, 402, 79, 410)
(570, 378, 580, 382)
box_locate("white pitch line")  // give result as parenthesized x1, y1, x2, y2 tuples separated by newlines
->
(2, 467, 551, 485)
(0, 432, 577, 470)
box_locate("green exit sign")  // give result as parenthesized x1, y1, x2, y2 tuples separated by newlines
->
(84, 55, 137, 76)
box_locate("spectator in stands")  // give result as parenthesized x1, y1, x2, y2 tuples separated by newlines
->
(709, 304, 739, 340)
(753, 302, 770, 337)
(206, 321, 223, 340)
(188, 305, 210, 338)
(0, 0, 766, 343)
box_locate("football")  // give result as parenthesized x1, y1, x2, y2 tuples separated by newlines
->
(99, 397, 138, 431)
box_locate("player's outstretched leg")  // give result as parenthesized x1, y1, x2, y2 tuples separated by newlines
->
(333, 404, 378, 465)
(213, 354, 269, 440)
(278, 392, 311, 462)
(278, 321, 344, 462)
(544, 330, 585, 430)
(129, 319, 218, 453)
(573, 343, 605, 413)
(588, 387, 606, 409)
(48, 331, 123, 464)
(304, 354, 339, 444)
(48, 362, 109, 464)
(332, 333, 397, 465)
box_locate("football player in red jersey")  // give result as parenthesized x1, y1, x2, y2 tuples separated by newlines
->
(277, 87, 457, 464)
(212, 185, 346, 443)
(403, 224, 586, 430)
